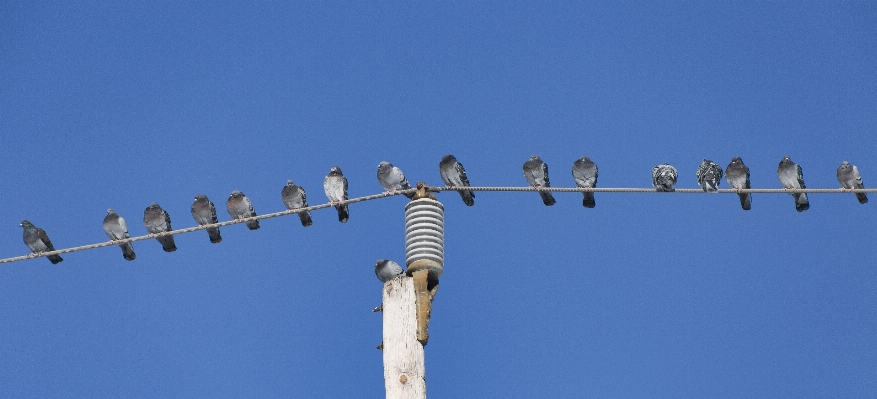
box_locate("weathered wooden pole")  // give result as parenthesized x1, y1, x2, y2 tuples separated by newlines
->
(381, 192, 443, 399)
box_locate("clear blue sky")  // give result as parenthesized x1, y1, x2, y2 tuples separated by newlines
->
(2, 2, 875, 397)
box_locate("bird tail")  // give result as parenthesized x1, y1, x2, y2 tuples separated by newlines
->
(794, 193, 809, 212)
(48, 254, 63, 264)
(207, 227, 222, 243)
(120, 243, 136, 261)
(336, 204, 349, 223)
(539, 191, 556, 206)
(158, 236, 177, 252)
(459, 190, 475, 206)
(704, 181, 719, 193)
(299, 211, 313, 227)
(246, 220, 260, 230)
(856, 192, 868, 204)
(738, 193, 751, 211)
(582, 192, 595, 208)
(404, 191, 416, 199)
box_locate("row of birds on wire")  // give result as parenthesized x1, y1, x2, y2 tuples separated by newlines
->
(18, 154, 868, 265)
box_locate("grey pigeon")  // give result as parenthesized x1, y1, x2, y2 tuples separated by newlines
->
(324, 166, 349, 223)
(652, 164, 678, 192)
(725, 157, 752, 210)
(777, 156, 809, 212)
(377, 161, 414, 199)
(375, 259, 406, 283)
(143, 203, 176, 252)
(837, 161, 867, 204)
(439, 154, 474, 206)
(227, 190, 259, 230)
(191, 194, 222, 243)
(522, 155, 556, 206)
(103, 209, 136, 260)
(281, 180, 313, 227)
(695, 159, 723, 193)
(571, 156, 598, 208)
(20, 220, 63, 264)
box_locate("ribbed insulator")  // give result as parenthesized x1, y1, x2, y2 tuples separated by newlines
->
(404, 198, 444, 280)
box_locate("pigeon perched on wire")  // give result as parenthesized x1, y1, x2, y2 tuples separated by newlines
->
(227, 191, 259, 230)
(20, 220, 63, 264)
(377, 161, 414, 199)
(103, 209, 136, 260)
(572, 156, 598, 208)
(522, 155, 556, 206)
(144, 203, 176, 252)
(652, 164, 678, 192)
(439, 154, 475, 206)
(777, 156, 809, 212)
(725, 157, 752, 210)
(281, 180, 313, 227)
(695, 159, 723, 193)
(375, 259, 406, 283)
(836, 161, 867, 204)
(191, 194, 222, 243)
(324, 166, 349, 223)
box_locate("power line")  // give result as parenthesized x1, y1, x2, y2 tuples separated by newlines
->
(3, 185, 872, 265)
(434, 186, 877, 193)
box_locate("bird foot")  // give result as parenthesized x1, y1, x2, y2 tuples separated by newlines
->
(25, 253, 37, 258)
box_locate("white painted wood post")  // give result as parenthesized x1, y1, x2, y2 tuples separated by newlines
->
(382, 276, 426, 399)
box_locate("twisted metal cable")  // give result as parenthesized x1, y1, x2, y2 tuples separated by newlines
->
(433, 186, 877, 194)
(2, 185, 872, 264)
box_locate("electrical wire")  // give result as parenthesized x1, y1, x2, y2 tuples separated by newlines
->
(2, 185, 873, 264)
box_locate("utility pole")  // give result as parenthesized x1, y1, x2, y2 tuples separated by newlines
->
(381, 192, 443, 399)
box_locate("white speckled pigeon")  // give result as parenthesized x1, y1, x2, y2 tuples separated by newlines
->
(652, 164, 678, 192)
(324, 166, 349, 223)
(227, 190, 259, 230)
(143, 203, 176, 252)
(522, 155, 556, 206)
(375, 259, 406, 283)
(281, 180, 313, 227)
(103, 209, 136, 260)
(571, 156, 598, 208)
(695, 159, 723, 193)
(725, 157, 751, 210)
(377, 161, 414, 199)
(837, 161, 867, 204)
(777, 156, 809, 212)
(20, 220, 63, 264)
(191, 194, 222, 243)
(439, 154, 474, 206)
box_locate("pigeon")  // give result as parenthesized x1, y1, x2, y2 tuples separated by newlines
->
(20, 220, 63, 264)
(695, 159, 724, 193)
(777, 156, 809, 212)
(227, 190, 259, 230)
(375, 259, 406, 283)
(522, 155, 556, 206)
(439, 154, 475, 206)
(837, 161, 867, 204)
(571, 156, 598, 208)
(377, 161, 414, 199)
(191, 194, 222, 243)
(324, 166, 349, 223)
(281, 180, 313, 227)
(143, 203, 176, 252)
(103, 209, 136, 260)
(725, 157, 752, 210)
(652, 164, 678, 192)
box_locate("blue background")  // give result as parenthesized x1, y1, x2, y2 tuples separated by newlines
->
(1, 2, 875, 397)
